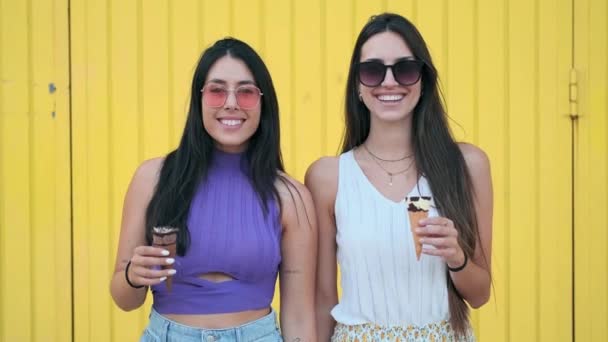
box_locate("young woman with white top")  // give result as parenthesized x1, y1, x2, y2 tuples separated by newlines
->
(307, 13, 493, 341)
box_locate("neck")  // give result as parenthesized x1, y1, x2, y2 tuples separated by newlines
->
(212, 148, 245, 169)
(365, 116, 414, 158)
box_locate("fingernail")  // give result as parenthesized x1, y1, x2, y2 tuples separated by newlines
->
(419, 238, 426, 243)
(415, 228, 422, 233)
(166, 258, 175, 265)
(167, 269, 177, 275)
(161, 250, 169, 256)
(159, 277, 167, 282)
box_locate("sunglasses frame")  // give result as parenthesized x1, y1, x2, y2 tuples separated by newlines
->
(200, 83, 264, 109)
(357, 59, 425, 87)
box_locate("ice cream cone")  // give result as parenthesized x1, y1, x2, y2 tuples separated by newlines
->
(407, 211, 427, 260)
(152, 226, 179, 292)
(406, 196, 432, 260)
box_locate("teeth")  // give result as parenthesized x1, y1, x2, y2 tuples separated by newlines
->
(377, 94, 404, 101)
(220, 119, 243, 126)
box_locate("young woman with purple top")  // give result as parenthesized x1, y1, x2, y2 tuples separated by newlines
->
(307, 13, 493, 341)
(110, 38, 317, 342)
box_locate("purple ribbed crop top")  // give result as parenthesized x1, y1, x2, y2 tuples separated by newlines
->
(151, 149, 282, 314)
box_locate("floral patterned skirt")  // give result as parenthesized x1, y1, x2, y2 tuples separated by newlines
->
(331, 320, 475, 342)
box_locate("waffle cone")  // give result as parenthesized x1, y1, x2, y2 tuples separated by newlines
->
(408, 210, 428, 260)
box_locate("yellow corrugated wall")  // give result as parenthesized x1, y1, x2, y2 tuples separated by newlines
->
(0, 0, 72, 341)
(1, 1, 606, 341)
(574, 0, 608, 340)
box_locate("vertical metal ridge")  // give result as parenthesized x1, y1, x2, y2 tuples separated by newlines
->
(67, 0, 76, 339)
(442, 0, 449, 98)
(571, 90, 576, 342)
(197, 0, 204, 47)
(136, 0, 143, 162)
(472, 0, 479, 145)
(571, 1, 576, 341)
(105, 0, 114, 337)
(289, 0, 296, 174)
(26, 0, 35, 338)
(167, 1, 174, 145)
(259, 0, 265, 56)
(503, 0, 511, 340)
(229, 0, 234, 36)
(136, 5, 144, 328)
(320, 1, 327, 154)
(533, 0, 541, 338)
(0, 0, 4, 335)
(605, 5, 608, 337)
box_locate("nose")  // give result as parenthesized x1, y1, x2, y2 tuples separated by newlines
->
(223, 90, 238, 109)
(381, 67, 399, 86)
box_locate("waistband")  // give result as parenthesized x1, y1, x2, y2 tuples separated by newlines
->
(146, 308, 280, 341)
(332, 321, 475, 342)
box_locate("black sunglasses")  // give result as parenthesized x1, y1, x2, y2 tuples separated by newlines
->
(358, 60, 424, 87)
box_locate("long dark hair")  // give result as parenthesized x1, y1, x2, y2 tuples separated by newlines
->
(342, 13, 484, 336)
(145, 38, 285, 255)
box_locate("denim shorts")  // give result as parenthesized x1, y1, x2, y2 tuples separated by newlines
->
(140, 308, 283, 342)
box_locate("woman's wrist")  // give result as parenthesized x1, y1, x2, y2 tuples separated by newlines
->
(447, 251, 468, 272)
(125, 260, 146, 289)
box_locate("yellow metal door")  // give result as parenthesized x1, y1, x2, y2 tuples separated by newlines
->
(67, 1, 577, 341)
(0, 0, 598, 341)
(0, 0, 72, 341)
(573, 0, 608, 340)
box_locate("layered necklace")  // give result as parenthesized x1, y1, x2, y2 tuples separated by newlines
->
(363, 144, 414, 186)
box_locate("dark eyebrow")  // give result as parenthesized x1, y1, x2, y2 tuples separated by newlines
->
(206, 79, 257, 86)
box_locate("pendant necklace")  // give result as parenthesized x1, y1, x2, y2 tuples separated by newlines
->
(363, 144, 415, 186)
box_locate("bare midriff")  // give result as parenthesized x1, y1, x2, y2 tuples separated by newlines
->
(163, 307, 271, 329)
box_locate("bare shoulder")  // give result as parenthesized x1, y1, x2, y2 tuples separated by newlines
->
(305, 156, 339, 187)
(134, 157, 165, 183)
(127, 157, 165, 201)
(276, 172, 312, 202)
(458, 143, 493, 199)
(458, 143, 490, 173)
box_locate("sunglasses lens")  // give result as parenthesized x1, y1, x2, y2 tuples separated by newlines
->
(393, 60, 423, 86)
(358, 62, 386, 87)
(202, 85, 228, 107)
(236, 85, 261, 109)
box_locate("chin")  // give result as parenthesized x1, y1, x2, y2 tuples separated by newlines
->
(374, 110, 413, 122)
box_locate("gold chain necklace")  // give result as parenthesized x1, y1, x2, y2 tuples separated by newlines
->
(363, 145, 415, 186)
(362, 144, 413, 162)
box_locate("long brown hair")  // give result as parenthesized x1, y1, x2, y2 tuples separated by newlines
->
(342, 13, 482, 337)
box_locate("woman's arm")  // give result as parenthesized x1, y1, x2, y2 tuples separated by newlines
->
(277, 174, 318, 341)
(451, 143, 493, 307)
(110, 158, 173, 311)
(417, 144, 493, 308)
(305, 157, 339, 341)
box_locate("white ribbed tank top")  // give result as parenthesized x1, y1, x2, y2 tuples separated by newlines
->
(331, 150, 449, 327)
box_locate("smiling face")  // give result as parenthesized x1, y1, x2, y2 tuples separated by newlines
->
(201, 55, 262, 153)
(358, 30, 422, 123)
